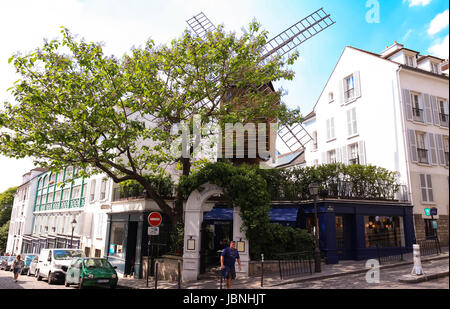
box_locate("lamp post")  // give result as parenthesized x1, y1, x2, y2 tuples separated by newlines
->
(70, 218, 77, 249)
(308, 183, 321, 273)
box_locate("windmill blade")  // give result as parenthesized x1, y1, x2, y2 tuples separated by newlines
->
(278, 122, 313, 153)
(186, 12, 217, 38)
(260, 7, 335, 62)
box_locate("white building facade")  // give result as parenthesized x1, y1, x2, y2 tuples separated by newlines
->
(6, 168, 46, 255)
(304, 42, 449, 245)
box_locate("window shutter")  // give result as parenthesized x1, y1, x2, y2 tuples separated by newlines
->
(426, 175, 434, 202)
(408, 129, 418, 163)
(436, 134, 446, 165)
(419, 174, 427, 202)
(354, 71, 361, 99)
(352, 108, 357, 134)
(347, 110, 352, 136)
(403, 89, 413, 121)
(341, 146, 348, 165)
(423, 94, 433, 124)
(431, 96, 440, 125)
(358, 141, 366, 165)
(331, 118, 335, 139)
(326, 119, 330, 140)
(427, 133, 438, 165)
(337, 148, 342, 163)
(339, 80, 345, 105)
(321, 152, 326, 164)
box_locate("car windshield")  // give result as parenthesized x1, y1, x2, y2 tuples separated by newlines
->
(53, 250, 83, 260)
(8, 257, 15, 262)
(25, 255, 36, 263)
(83, 259, 113, 269)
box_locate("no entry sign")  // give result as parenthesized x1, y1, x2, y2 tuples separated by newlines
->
(148, 212, 162, 227)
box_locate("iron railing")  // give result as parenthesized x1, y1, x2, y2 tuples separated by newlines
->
(417, 148, 429, 164)
(412, 108, 423, 122)
(273, 251, 313, 280)
(417, 238, 441, 257)
(440, 113, 449, 127)
(376, 240, 405, 265)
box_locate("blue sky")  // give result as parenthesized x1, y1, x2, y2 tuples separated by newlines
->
(0, 0, 448, 192)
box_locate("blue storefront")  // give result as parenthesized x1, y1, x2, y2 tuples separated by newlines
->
(203, 199, 415, 264)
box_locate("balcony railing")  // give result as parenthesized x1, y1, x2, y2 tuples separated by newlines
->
(417, 148, 428, 164)
(440, 113, 449, 127)
(348, 157, 359, 165)
(344, 89, 355, 102)
(412, 108, 424, 122)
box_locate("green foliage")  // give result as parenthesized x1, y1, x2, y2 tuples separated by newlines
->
(0, 187, 17, 227)
(0, 221, 10, 254)
(119, 175, 174, 199)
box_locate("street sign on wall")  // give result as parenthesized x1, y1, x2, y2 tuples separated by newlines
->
(424, 208, 431, 216)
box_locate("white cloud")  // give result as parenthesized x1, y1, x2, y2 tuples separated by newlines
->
(402, 29, 413, 42)
(428, 34, 449, 59)
(427, 9, 449, 36)
(404, 0, 432, 7)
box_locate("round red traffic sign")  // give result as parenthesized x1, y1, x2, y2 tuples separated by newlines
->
(148, 212, 162, 227)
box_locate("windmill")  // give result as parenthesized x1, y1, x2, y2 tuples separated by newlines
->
(185, 8, 335, 158)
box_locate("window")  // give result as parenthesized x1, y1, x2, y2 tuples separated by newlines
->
(348, 143, 359, 164)
(405, 55, 416, 67)
(328, 92, 334, 103)
(416, 132, 428, 164)
(72, 186, 81, 199)
(90, 179, 96, 202)
(364, 216, 403, 248)
(312, 131, 318, 151)
(100, 179, 107, 200)
(424, 219, 437, 239)
(109, 222, 125, 259)
(65, 167, 73, 180)
(347, 107, 357, 136)
(326, 118, 335, 141)
(62, 189, 70, 201)
(438, 99, 449, 127)
(327, 149, 336, 163)
(431, 62, 440, 74)
(420, 174, 434, 202)
(344, 74, 355, 101)
(411, 93, 423, 122)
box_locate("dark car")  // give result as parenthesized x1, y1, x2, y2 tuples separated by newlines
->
(22, 254, 38, 275)
(0, 256, 7, 270)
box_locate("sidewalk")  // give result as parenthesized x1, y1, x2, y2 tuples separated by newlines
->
(117, 248, 449, 289)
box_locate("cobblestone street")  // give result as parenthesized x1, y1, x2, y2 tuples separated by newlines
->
(274, 259, 449, 289)
(0, 270, 69, 289)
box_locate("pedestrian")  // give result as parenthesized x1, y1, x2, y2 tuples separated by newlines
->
(220, 241, 241, 289)
(12, 255, 24, 282)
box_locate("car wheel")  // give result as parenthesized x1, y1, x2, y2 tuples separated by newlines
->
(27, 269, 31, 276)
(48, 272, 54, 284)
(78, 277, 84, 289)
(37, 270, 42, 281)
(110, 284, 117, 289)
(65, 278, 70, 287)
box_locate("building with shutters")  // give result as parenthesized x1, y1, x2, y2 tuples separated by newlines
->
(303, 42, 449, 246)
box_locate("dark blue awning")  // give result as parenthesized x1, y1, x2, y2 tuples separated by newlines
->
(269, 208, 298, 222)
(203, 207, 298, 222)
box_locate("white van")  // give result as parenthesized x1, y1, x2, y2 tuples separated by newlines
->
(36, 249, 84, 284)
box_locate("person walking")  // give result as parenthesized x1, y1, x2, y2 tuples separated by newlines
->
(220, 241, 241, 289)
(12, 255, 24, 282)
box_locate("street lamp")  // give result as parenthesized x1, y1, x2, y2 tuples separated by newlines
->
(70, 218, 77, 249)
(308, 183, 321, 273)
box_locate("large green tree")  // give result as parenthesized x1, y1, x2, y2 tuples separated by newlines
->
(0, 23, 301, 224)
(0, 186, 17, 253)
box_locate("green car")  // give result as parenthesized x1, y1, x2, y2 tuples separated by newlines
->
(65, 258, 118, 289)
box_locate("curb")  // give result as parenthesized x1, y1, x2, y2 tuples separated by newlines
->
(398, 271, 449, 284)
(269, 254, 449, 287)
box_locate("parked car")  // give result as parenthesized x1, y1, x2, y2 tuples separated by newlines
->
(65, 258, 118, 289)
(5, 256, 16, 271)
(27, 255, 39, 276)
(21, 254, 38, 275)
(0, 256, 8, 270)
(36, 249, 84, 284)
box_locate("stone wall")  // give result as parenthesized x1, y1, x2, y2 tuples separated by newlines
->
(413, 214, 449, 247)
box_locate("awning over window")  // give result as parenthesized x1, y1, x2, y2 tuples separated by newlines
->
(203, 207, 298, 222)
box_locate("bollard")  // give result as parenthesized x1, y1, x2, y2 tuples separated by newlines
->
(411, 244, 424, 276)
(178, 260, 181, 289)
(261, 253, 264, 288)
(155, 262, 159, 289)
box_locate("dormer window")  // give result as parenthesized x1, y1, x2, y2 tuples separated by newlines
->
(328, 92, 334, 103)
(431, 62, 440, 74)
(405, 55, 416, 67)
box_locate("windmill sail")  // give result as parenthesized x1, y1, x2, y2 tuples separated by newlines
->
(260, 8, 335, 62)
(278, 122, 313, 152)
(186, 12, 216, 38)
